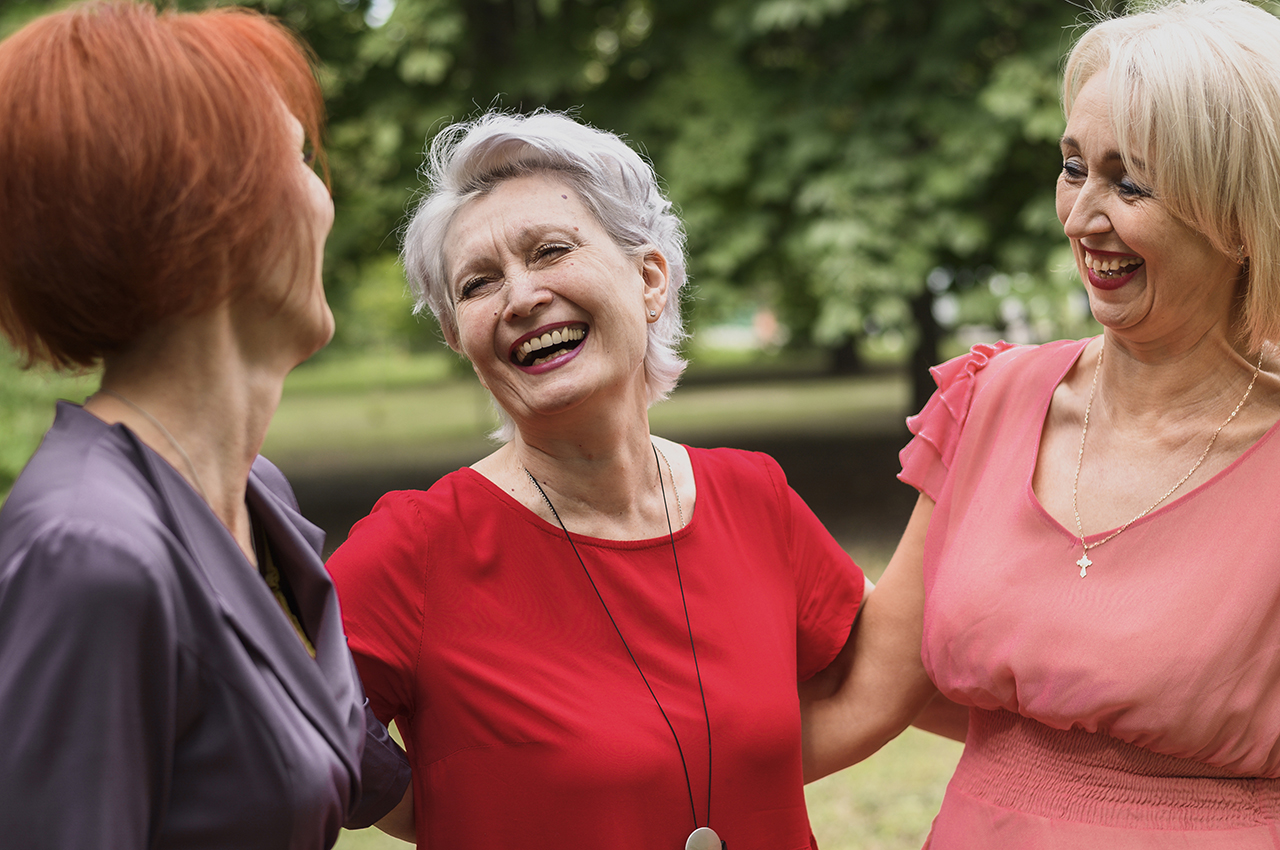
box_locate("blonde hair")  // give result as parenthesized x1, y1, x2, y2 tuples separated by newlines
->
(1064, 0, 1280, 350)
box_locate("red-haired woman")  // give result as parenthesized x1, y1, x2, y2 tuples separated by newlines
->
(0, 3, 410, 847)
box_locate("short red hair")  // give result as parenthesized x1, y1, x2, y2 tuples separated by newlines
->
(0, 1, 327, 369)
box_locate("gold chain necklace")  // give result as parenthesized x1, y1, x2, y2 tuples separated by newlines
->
(1072, 346, 1263, 577)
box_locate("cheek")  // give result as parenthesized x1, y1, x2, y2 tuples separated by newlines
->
(1055, 184, 1074, 227)
(452, 308, 494, 361)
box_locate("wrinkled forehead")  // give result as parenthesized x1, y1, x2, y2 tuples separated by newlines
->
(440, 171, 591, 286)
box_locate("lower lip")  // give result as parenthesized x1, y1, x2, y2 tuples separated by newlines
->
(1086, 265, 1141, 291)
(516, 340, 584, 374)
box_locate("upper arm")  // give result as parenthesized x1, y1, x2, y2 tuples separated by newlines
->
(326, 495, 428, 724)
(800, 492, 940, 782)
(763, 464, 865, 681)
(0, 522, 177, 846)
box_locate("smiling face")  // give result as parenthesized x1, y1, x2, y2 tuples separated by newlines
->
(1056, 70, 1242, 347)
(443, 171, 668, 429)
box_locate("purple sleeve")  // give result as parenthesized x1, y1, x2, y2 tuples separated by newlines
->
(0, 520, 176, 847)
(344, 700, 411, 829)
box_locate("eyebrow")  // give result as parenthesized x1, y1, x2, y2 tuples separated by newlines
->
(1059, 135, 1126, 161)
(447, 223, 581, 289)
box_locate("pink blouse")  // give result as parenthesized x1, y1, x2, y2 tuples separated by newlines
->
(900, 339, 1280, 847)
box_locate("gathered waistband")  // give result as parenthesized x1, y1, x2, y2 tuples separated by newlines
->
(951, 708, 1280, 829)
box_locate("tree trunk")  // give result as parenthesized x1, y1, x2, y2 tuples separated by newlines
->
(909, 288, 940, 415)
(827, 336, 864, 375)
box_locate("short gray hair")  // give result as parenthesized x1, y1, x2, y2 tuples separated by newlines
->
(1065, 0, 1280, 350)
(402, 109, 689, 427)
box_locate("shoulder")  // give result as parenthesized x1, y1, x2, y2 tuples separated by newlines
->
(327, 469, 483, 579)
(683, 445, 796, 519)
(351, 469, 481, 538)
(900, 339, 1088, 498)
(915, 339, 1084, 431)
(0, 512, 177, 643)
(2, 404, 173, 559)
(686, 444, 787, 491)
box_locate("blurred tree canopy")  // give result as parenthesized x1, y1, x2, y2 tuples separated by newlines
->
(3, 0, 1106, 406)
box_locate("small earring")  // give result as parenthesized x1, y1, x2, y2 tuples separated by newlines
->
(1236, 245, 1247, 264)
(649, 310, 657, 317)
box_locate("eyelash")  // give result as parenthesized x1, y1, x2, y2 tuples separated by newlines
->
(456, 242, 573, 300)
(459, 277, 492, 300)
(534, 242, 571, 260)
(1060, 159, 1153, 199)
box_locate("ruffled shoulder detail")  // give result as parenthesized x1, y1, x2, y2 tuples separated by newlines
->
(899, 340, 1018, 501)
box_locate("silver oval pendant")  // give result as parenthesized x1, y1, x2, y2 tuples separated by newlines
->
(686, 826, 722, 850)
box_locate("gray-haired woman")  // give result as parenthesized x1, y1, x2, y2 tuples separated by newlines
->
(325, 109, 868, 850)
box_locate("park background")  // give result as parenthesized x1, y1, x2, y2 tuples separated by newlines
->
(0, 0, 1170, 845)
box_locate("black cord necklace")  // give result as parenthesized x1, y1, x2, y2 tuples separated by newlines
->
(523, 444, 723, 850)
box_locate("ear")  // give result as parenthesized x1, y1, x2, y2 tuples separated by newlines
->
(639, 247, 670, 322)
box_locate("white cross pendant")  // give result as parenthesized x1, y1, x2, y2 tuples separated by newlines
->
(1077, 553, 1091, 578)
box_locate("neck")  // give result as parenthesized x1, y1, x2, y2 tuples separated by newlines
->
(508, 410, 671, 539)
(1093, 331, 1265, 424)
(87, 311, 291, 561)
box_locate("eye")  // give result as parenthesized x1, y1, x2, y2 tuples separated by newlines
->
(533, 242, 571, 262)
(1117, 177, 1153, 200)
(1060, 157, 1086, 182)
(302, 148, 316, 166)
(458, 276, 498, 300)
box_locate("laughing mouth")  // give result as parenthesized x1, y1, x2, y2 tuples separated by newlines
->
(514, 325, 587, 367)
(1086, 254, 1144, 279)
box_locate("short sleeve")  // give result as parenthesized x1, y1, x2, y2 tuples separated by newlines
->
(326, 492, 429, 727)
(0, 521, 176, 848)
(898, 340, 1017, 501)
(760, 458, 865, 681)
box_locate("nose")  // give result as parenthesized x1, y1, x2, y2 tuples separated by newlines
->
(502, 268, 552, 320)
(1059, 177, 1111, 241)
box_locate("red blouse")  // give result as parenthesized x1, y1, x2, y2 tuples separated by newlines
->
(328, 446, 863, 850)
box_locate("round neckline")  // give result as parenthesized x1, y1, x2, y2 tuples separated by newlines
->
(458, 449, 699, 548)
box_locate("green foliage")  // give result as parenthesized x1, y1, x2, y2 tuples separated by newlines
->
(196, 0, 1094, 366)
(6, 0, 1105, 374)
(0, 353, 98, 497)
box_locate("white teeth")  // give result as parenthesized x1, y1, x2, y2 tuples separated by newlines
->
(516, 326, 585, 363)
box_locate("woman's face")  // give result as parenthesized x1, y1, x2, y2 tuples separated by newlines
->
(283, 113, 336, 355)
(1056, 70, 1241, 347)
(443, 172, 667, 429)
(236, 112, 336, 365)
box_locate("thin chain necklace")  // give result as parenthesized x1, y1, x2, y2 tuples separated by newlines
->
(1072, 346, 1263, 577)
(523, 444, 721, 850)
(97, 388, 210, 504)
